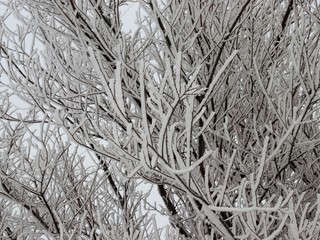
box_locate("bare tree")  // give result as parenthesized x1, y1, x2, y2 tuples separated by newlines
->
(1, 0, 320, 239)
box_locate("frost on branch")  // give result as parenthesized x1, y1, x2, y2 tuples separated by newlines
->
(1, 0, 320, 239)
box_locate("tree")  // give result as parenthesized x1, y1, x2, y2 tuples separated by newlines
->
(1, 0, 320, 239)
